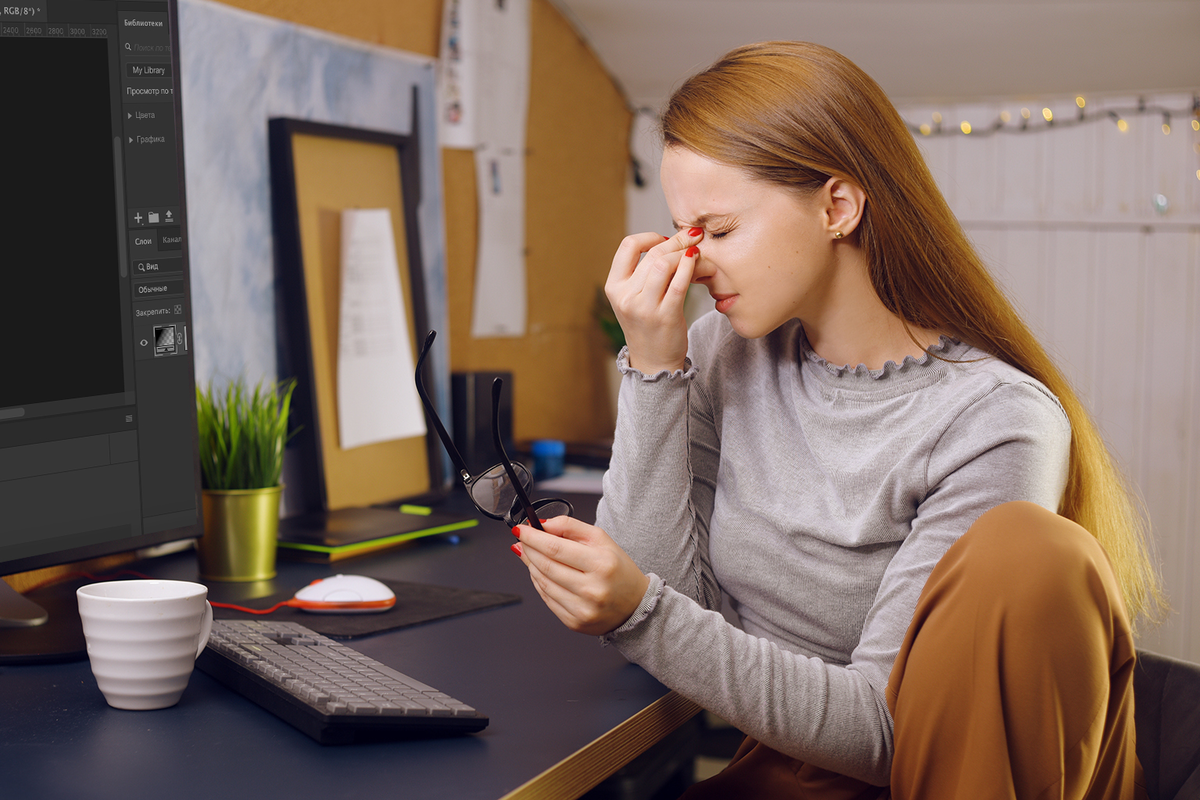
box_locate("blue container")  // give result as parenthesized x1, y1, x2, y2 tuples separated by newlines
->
(531, 439, 566, 482)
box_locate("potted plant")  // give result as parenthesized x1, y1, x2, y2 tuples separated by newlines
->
(195, 377, 297, 581)
(594, 286, 626, 356)
(594, 288, 626, 426)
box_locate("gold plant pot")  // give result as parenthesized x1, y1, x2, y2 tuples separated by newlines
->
(197, 486, 283, 581)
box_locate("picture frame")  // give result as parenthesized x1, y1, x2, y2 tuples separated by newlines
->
(268, 99, 442, 516)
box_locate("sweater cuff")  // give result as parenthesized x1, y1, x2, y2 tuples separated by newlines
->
(616, 347, 696, 381)
(600, 573, 664, 646)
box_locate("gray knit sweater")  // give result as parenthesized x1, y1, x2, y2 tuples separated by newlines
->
(597, 312, 1071, 786)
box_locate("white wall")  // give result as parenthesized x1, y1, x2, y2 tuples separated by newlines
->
(905, 91, 1199, 661)
(628, 91, 1200, 661)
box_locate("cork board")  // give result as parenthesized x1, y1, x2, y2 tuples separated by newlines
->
(269, 116, 436, 511)
(444, 0, 632, 445)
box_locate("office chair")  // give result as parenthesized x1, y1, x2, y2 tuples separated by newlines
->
(1134, 650, 1200, 800)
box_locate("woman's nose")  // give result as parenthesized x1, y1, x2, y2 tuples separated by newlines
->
(690, 253, 715, 282)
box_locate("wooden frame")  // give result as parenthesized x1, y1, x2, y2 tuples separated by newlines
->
(269, 102, 440, 513)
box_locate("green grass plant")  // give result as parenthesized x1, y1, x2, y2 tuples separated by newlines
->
(594, 287, 626, 355)
(196, 377, 297, 490)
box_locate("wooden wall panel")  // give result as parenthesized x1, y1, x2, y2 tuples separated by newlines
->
(1000, 122, 1046, 219)
(1043, 230, 1096, 398)
(1138, 231, 1197, 657)
(919, 89, 1200, 660)
(947, 103, 1000, 219)
(1090, 231, 1144, 471)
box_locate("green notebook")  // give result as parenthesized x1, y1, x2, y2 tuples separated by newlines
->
(276, 505, 478, 563)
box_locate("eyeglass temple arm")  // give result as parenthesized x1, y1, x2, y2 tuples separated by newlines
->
(492, 378, 544, 532)
(414, 330, 472, 481)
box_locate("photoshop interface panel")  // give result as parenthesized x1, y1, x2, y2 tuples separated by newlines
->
(0, 1, 197, 564)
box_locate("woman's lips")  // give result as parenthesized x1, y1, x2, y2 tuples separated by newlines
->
(712, 293, 737, 314)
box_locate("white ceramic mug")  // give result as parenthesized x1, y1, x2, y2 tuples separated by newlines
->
(76, 580, 213, 710)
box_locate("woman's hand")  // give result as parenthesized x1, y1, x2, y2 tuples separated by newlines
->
(510, 516, 651, 637)
(605, 228, 703, 375)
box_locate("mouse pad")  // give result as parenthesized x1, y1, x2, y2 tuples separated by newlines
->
(211, 578, 522, 638)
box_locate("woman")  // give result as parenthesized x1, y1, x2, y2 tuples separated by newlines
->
(510, 42, 1163, 798)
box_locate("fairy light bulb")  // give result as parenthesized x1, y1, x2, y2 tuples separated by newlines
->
(1075, 96, 1086, 108)
(960, 121, 972, 134)
(1000, 110, 1011, 123)
(919, 123, 931, 136)
(1042, 107, 1054, 122)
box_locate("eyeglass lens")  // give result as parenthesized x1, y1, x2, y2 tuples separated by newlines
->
(508, 498, 573, 528)
(469, 462, 531, 518)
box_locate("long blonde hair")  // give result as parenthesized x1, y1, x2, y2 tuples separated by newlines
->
(662, 41, 1165, 628)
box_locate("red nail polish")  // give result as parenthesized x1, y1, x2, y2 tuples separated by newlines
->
(687, 227, 703, 237)
(685, 246, 699, 258)
(511, 543, 523, 557)
(511, 526, 521, 539)
(662, 235, 670, 240)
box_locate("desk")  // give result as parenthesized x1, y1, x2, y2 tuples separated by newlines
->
(0, 492, 701, 800)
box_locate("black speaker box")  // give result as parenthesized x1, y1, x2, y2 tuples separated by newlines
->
(452, 371, 513, 475)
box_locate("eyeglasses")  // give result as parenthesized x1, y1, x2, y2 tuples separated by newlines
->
(414, 330, 573, 531)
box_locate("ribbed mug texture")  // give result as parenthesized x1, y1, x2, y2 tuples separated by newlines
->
(76, 580, 212, 710)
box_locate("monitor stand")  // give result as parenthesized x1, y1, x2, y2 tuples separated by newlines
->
(0, 578, 88, 664)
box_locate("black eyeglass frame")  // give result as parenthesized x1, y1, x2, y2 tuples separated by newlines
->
(414, 331, 572, 531)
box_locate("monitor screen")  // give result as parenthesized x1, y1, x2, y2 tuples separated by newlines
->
(0, 0, 202, 662)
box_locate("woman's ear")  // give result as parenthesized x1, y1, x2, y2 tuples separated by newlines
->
(822, 177, 866, 239)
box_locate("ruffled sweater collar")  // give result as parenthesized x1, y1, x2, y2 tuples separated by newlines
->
(800, 333, 964, 381)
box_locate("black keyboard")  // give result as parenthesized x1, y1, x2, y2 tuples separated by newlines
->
(196, 619, 488, 744)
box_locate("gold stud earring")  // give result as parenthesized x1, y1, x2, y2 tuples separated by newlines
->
(833, 231, 844, 239)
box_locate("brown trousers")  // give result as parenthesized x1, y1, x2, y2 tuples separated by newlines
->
(681, 502, 1146, 800)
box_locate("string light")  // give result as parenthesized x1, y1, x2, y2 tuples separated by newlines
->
(905, 94, 1198, 139)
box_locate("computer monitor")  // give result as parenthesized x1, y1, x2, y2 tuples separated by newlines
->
(0, 0, 202, 663)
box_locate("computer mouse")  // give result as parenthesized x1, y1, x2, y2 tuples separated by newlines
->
(290, 574, 396, 614)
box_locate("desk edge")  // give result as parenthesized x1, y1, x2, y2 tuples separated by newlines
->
(499, 690, 703, 800)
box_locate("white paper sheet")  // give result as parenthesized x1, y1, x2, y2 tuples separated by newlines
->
(336, 208, 427, 450)
(471, 146, 526, 336)
(439, 0, 530, 337)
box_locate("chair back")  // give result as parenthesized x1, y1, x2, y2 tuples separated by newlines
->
(1134, 650, 1200, 800)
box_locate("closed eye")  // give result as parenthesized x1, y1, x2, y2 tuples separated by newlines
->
(707, 229, 732, 240)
